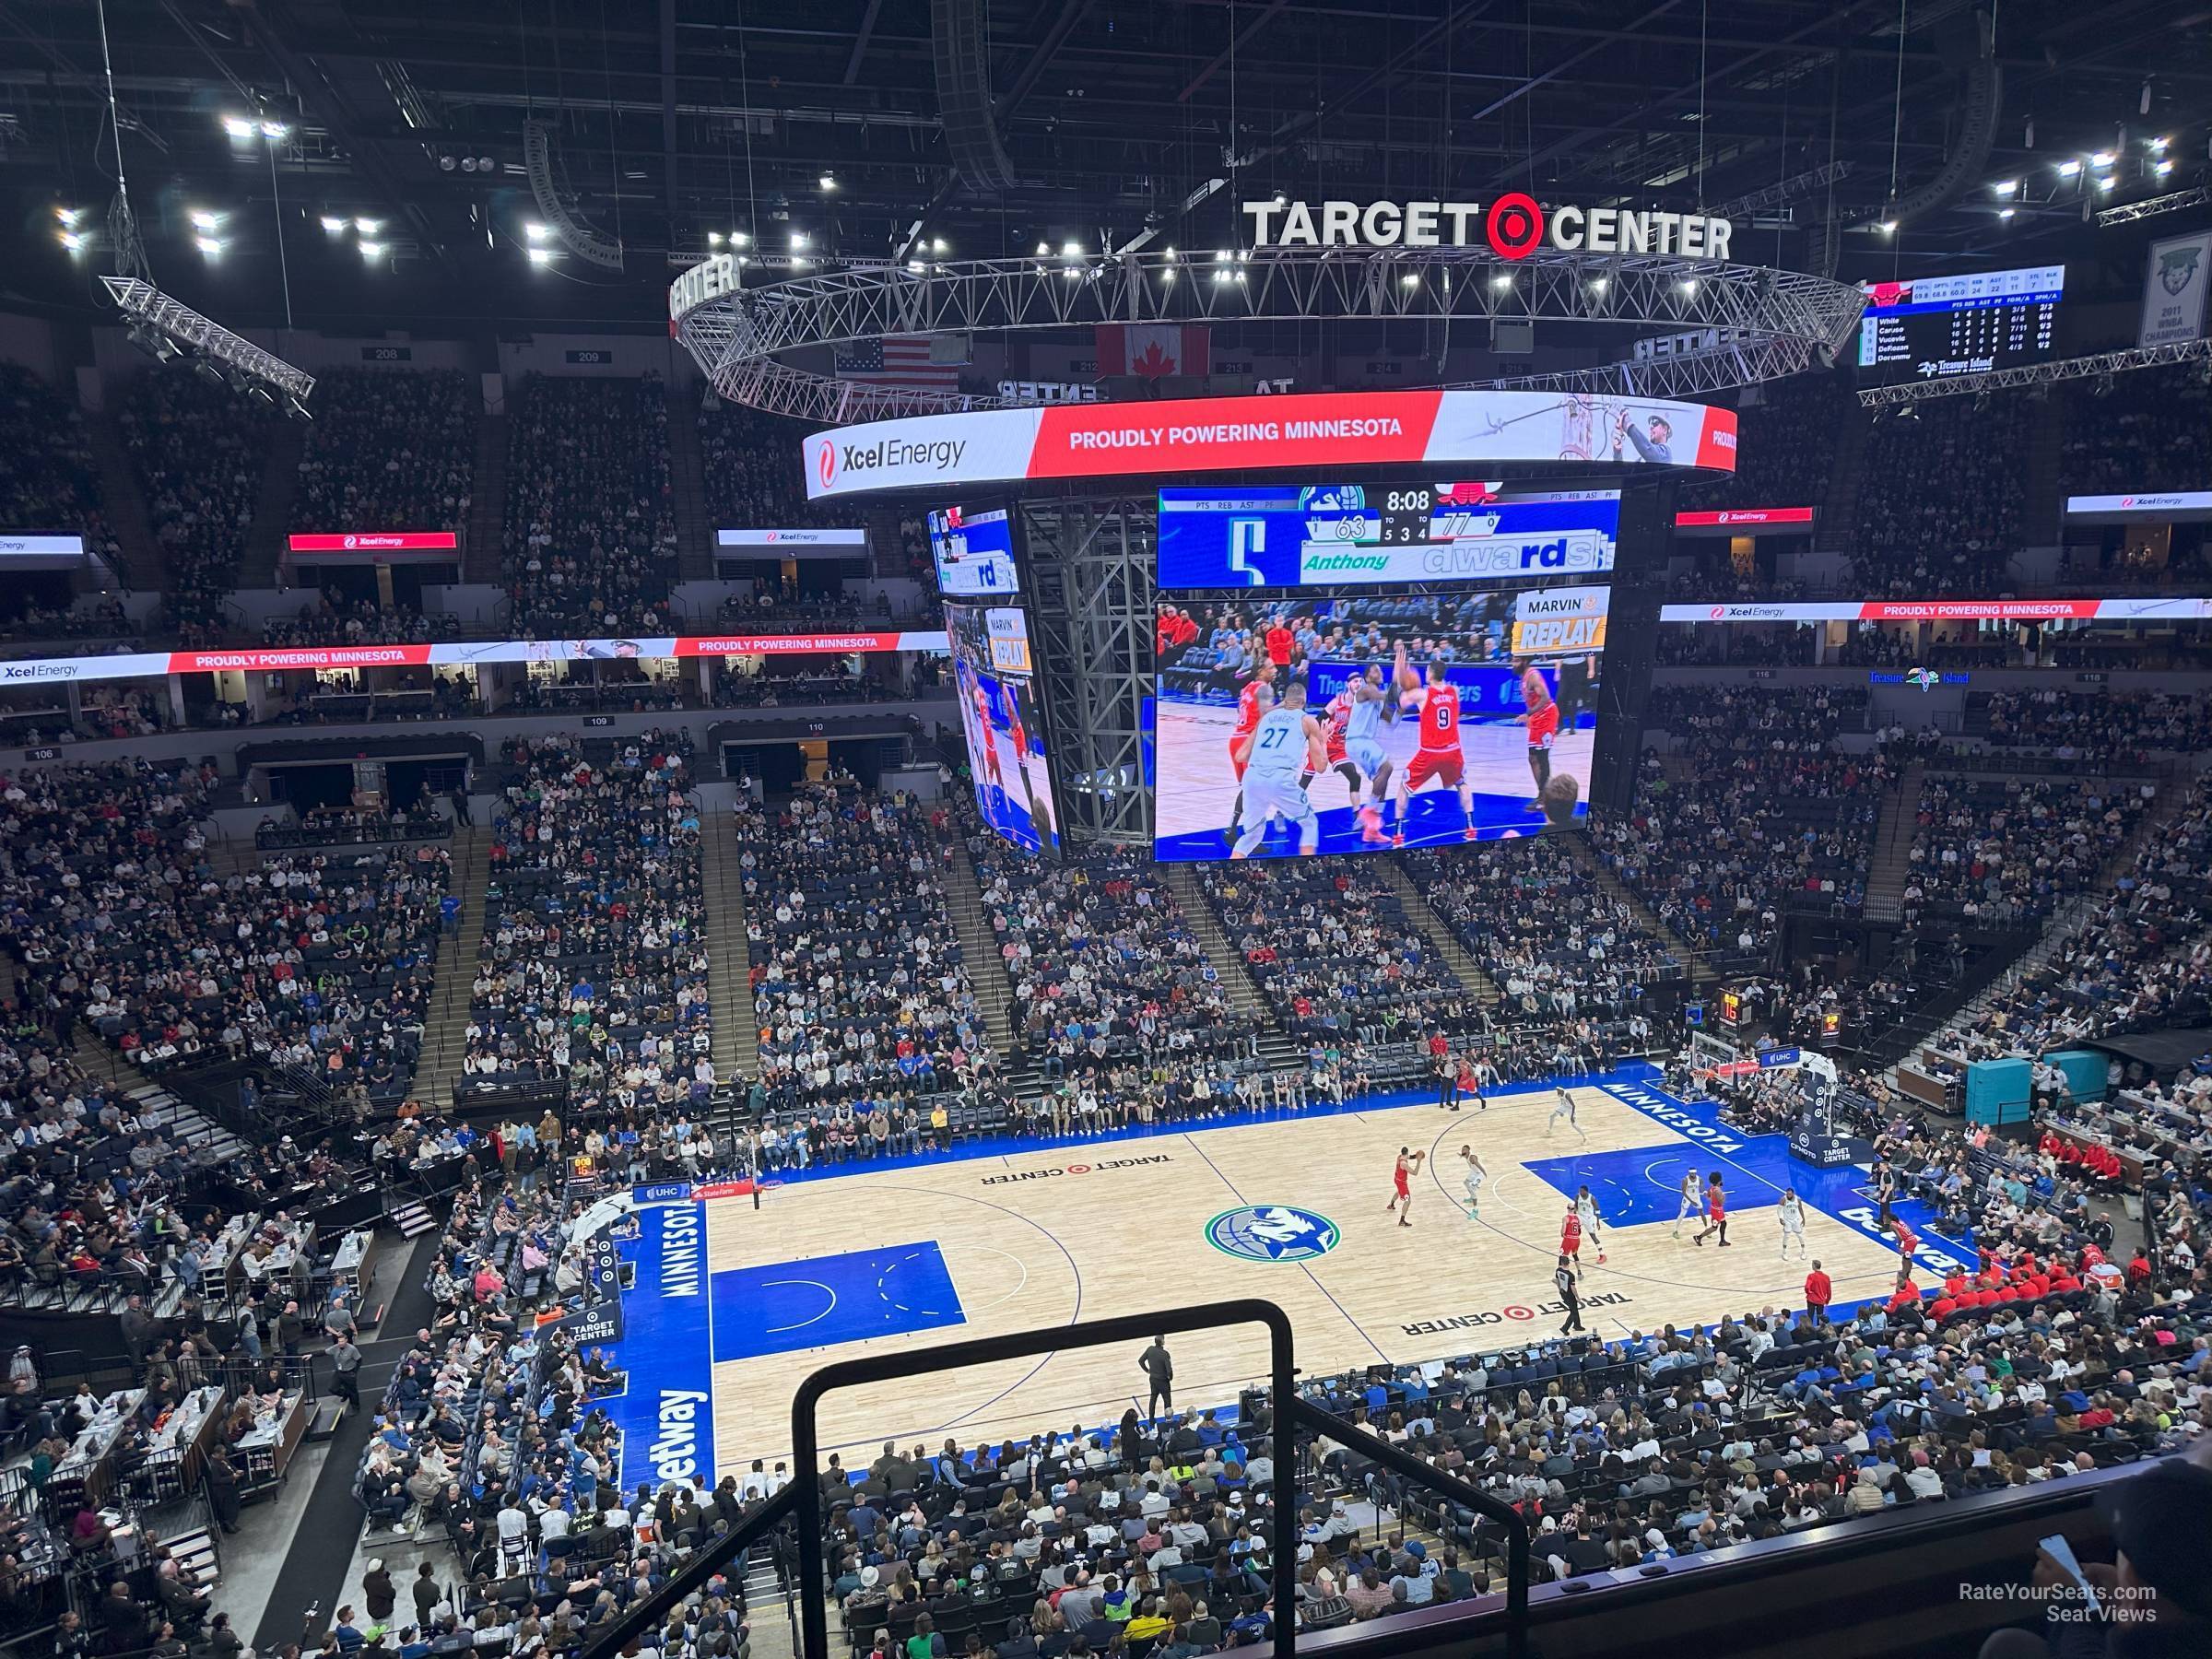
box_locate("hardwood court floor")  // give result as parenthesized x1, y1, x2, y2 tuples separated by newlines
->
(1153, 699, 1596, 841)
(700, 1081, 1924, 1465)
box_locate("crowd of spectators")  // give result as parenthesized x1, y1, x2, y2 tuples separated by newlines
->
(119, 371, 269, 640)
(264, 591, 459, 648)
(460, 734, 711, 1100)
(502, 375, 678, 634)
(698, 401, 834, 530)
(292, 368, 476, 537)
(1971, 690, 2212, 767)
(0, 366, 119, 577)
(2059, 363, 2212, 500)
(1680, 376, 1853, 513)
(1406, 841, 1687, 1020)
(736, 780, 998, 1124)
(1195, 862, 1466, 1043)
(1903, 777, 2150, 925)
(972, 838, 1260, 1080)
(1593, 688, 1896, 959)
(1849, 392, 2033, 595)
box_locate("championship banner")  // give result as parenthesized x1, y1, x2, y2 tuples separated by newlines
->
(0, 631, 952, 688)
(2139, 231, 2210, 349)
(1660, 597, 2212, 624)
(803, 389, 1738, 500)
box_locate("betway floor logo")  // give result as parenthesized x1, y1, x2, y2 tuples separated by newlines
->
(650, 1389, 711, 1483)
(660, 1205, 702, 1297)
(1597, 1081, 1745, 1155)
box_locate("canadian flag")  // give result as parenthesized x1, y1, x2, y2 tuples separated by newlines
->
(1095, 324, 1211, 380)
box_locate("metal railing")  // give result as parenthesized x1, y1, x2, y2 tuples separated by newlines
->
(579, 1299, 1530, 1659)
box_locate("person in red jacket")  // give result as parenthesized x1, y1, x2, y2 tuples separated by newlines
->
(1804, 1261, 1832, 1325)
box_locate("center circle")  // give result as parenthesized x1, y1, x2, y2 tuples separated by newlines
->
(1205, 1205, 1343, 1263)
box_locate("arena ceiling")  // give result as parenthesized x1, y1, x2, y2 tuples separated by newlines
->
(3, 0, 2206, 332)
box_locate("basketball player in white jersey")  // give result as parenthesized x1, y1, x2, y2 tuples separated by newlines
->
(1339, 663, 1398, 843)
(1230, 680, 1324, 859)
(1458, 1146, 1488, 1218)
(1574, 1184, 1608, 1265)
(1672, 1171, 1703, 1239)
(1777, 1187, 1809, 1259)
(1547, 1085, 1585, 1142)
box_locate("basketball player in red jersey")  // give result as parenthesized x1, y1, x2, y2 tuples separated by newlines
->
(1559, 1202, 1584, 1276)
(1384, 1146, 1426, 1228)
(1221, 659, 1279, 847)
(1517, 662, 1559, 811)
(1301, 686, 1369, 806)
(1392, 642, 1477, 844)
(970, 670, 1004, 801)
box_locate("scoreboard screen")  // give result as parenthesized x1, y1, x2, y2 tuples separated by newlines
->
(926, 503, 1021, 596)
(1855, 265, 2065, 383)
(1157, 481, 1618, 589)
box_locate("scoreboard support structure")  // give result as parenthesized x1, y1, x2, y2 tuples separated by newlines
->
(1023, 496, 1159, 849)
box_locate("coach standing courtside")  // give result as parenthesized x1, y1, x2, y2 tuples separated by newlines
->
(1805, 1261, 1832, 1327)
(1139, 1335, 1174, 1422)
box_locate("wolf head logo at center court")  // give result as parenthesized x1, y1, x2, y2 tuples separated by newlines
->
(1206, 1205, 1342, 1263)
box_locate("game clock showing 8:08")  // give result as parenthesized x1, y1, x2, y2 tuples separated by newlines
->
(1376, 485, 1439, 545)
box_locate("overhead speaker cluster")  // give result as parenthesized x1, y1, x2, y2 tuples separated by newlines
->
(931, 0, 1018, 192)
(523, 120, 624, 271)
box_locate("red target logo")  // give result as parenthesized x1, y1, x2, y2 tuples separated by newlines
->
(1485, 194, 1546, 260)
(1066, 1163, 1092, 1175)
(1502, 1304, 1535, 1322)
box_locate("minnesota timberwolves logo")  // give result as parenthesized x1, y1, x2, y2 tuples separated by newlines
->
(1205, 1205, 1342, 1263)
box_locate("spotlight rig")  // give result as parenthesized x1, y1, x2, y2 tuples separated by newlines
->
(100, 275, 316, 418)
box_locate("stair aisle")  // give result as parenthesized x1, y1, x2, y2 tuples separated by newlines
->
(938, 835, 1022, 1072)
(1813, 401, 1873, 558)
(411, 827, 491, 1110)
(1372, 858, 1503, 1006)
(88, 412, 160, 591)
(1159, 863, 1278, 1028)
(670, 402, 715, 581)
(702, 806, 758, 1084)
(1557, 834, 1724, 993)
(465, 413, 508, 583)
(239, 421, 306, 589)
(1863, 762, 1928, 920)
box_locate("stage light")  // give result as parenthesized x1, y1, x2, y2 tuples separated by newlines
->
(2057, 159, 2082, 177)
(359, 241, 385, 259)
(1589, 277, 1608, 294)
(525, 222, 549, 243)
(789, 231, 808, 251)
(222, 115, 255, 139)
(1993, 179, 2018, 195)
(355, 218, 381, 233)
(189, 209, 222, 231)
(731, 232, 749, 247)
(526, 247, 554, 265)
(56, 206, 82, 227)
(1035, 241, 1050, 256)
(819, 174, 838, 193)
(1403, 273, 1419, 288)
(2097, 175, 2116, 193)
(1878, 220, 1897, 235)
(2149, 135, 2169, 152)
(261, 121, 289, 140)
(2091, 151, 2114, 168)
(790, 255, 809, 269)
(932, 238, 947, 254)
(1163, 247, 1177, 262)
(320, 216, 347, 234)
(1680, 278, 1698, 295)
(708, 231, 723, 246)
(906, 260, 924, 274)
(61, 231, 87, 253)
(1998, 208, 2016, 219)
(194, 236, 225, 256)
(2156, 159, 2174, 178)
(1061, 241, 1082, 260)
(1490, 273, 1511, 289)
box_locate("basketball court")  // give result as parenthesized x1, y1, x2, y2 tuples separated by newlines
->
(597, 1066, 1968, 1482)
(1152, 697, 1594, 854)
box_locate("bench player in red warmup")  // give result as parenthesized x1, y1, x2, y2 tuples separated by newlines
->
(1391, 642, 1477, 844)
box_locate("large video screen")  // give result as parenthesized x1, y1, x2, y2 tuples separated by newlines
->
(1153, 585, 1604, 859)
(926, 503, 1021, 596)
(1159, 482, 1618, 589)
(1855, 265, 2064, 383)
(946, 600, 1060, 854)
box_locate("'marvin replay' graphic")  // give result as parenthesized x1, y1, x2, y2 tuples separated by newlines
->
(1206, 1205, 1342, 1263)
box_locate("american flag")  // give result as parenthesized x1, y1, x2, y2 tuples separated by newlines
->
(833, 334, 966, 390)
